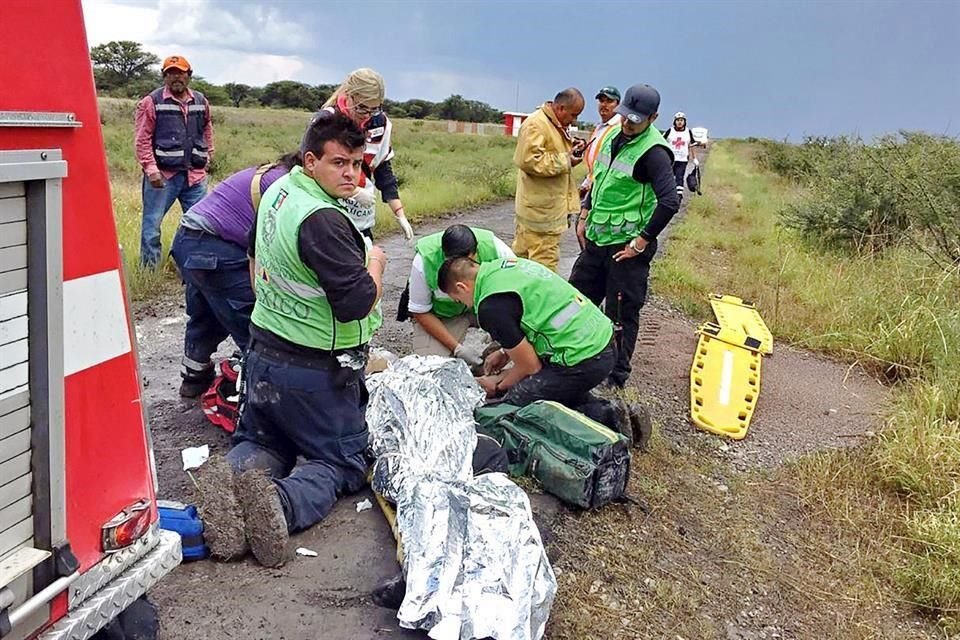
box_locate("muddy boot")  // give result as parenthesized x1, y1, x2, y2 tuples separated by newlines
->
(609, 398, 634, 448)
(194, 455, 248, 560)
(371, 572, 406, 610)
(179, 357, 214, 398)
(236, 469, 289, 568)
(626, 402, 653, 450)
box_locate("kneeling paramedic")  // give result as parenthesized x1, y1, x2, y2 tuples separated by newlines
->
(170, 151, 300, 397)
(401, 224, 514, 365)
(199, 113, 386, 568)
(572, 83, 680, 388)
(438, 256, 642, 433)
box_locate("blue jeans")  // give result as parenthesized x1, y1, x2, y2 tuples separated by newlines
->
(227, 346, 370, 532)
(169, 228, 254, 367)
(141, 172, 207, 267)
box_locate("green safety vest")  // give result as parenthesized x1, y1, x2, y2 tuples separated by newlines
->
(474, 258, 613, 366)
(250, 166, 380, 350)
(415, 227, 500, 319)
(587, 124, 671, 246)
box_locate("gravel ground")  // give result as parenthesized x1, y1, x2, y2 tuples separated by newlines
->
(139, 168, 889, 639)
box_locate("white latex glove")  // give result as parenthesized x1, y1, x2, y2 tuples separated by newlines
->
(453, 342, 483, 367)
(396, 212, 414, 242)
(693, 158, 700, 167)
(351, 187, 376, 208)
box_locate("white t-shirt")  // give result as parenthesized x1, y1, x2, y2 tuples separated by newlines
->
(407, 237, 515, 314)
(666, 128, 694, 163)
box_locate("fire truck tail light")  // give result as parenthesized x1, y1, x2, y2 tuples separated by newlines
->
(101, 499, 152, 553)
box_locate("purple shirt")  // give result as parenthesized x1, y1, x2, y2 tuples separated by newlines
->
(181, 164, 288, 249)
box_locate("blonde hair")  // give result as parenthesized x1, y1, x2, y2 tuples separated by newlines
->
(323, 68, 385, 109)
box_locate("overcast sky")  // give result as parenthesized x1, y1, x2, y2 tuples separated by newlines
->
(80, 0, 959, 140)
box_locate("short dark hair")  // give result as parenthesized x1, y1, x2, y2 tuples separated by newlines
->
(441, 224, 478, 259)
(437, 256, 477, 295)
(554, 88, 584, 106)
(302, 112, 366, 159)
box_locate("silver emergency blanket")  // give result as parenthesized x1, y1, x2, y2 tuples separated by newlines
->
(366, 355, 556, 640)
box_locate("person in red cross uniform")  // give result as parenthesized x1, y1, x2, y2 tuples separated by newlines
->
(662, 112, 698, 203)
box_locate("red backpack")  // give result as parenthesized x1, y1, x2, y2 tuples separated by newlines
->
(200, 356, 242, 433)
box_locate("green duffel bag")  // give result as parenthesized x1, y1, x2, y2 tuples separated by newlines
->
(474, 400, 631, 509)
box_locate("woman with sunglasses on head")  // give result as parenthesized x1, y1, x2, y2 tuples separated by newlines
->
(307, 68, 413, 241)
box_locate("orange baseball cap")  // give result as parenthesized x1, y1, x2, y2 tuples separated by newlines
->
(161, 55, 192, 73)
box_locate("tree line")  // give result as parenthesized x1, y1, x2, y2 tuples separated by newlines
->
(91, 41, 505, 123)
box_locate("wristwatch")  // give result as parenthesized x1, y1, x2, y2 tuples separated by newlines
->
(629, 238, 640, 252)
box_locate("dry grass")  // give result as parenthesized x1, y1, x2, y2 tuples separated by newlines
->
(644, 140, 960, 635)
(98, 98, 517, 300)
(545, 432, 938, 639)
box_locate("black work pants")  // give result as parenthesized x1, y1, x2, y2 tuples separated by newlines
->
(501, 342, 619, 427)
(569, 239, 657, 387)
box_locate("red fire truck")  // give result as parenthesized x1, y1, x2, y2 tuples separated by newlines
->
(1, 2, 181, 638)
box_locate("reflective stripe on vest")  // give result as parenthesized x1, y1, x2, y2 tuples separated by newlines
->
(585, 119, 620, 181)
(150, 88, 209, 172)
(253, 259, 327, 298)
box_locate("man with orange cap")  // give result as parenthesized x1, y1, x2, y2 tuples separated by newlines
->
(135, 55, 215, 267)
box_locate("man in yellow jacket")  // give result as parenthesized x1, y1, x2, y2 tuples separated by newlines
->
(512, 88, 585, 272)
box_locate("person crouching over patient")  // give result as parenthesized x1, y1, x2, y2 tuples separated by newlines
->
(437, 256, 650, 444)
(399, 224, 514, 366)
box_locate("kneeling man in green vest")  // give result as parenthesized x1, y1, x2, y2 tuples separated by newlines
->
(197, 112, 386, 568)
(437, 256, 647, 437)
(403, 224, 514, 364)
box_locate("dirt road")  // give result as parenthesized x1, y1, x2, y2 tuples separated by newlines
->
(141, 193, 892, 639)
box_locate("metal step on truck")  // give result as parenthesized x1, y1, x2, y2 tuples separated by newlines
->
(1, 1, 182, 638)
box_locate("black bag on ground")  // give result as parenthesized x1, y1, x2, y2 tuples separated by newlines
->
(686, 165, 702, 195)
(474, 400, 631, 509)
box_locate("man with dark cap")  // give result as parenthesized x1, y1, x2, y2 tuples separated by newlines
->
(402, 224, 514, 364)
(571, 84, 680, 389)
(577, 86, 623, 238)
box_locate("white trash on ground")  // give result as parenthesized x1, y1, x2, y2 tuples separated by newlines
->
(181, 445, 210, 471)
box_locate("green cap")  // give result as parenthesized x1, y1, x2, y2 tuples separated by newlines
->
(595, 86, 621, 101)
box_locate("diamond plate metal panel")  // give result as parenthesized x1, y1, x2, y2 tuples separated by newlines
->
(40, 529, 181, 640)
(66, 527, 159, 610)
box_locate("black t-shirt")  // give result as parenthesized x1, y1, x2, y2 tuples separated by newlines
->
(248, 206, 377, 352)
(476, 292, 525, 350)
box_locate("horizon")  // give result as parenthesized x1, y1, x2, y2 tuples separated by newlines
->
(81, 0, 959, 141)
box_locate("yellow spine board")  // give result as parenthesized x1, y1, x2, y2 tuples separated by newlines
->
(373, 490, 404, 564)
(709, 294, 774, 355)
(690, 331, 762, 440)
(697, 321, 764, 353)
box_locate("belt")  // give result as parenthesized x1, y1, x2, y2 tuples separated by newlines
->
(249, 339, 341, 370)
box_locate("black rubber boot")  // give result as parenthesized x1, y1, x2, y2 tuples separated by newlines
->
(609, 398, 634, 447)
(371, 573, 407, 610)
(626, 403, 653, 450)
(179, 358, 214, 398)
